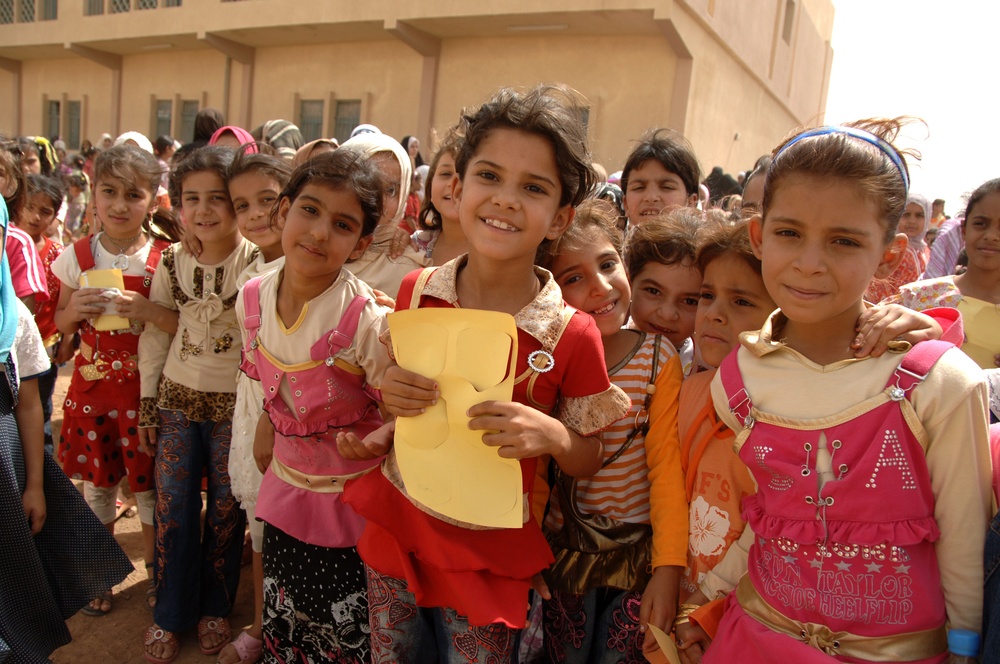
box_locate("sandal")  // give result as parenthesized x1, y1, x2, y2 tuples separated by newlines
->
(144, 624, 179, 664)
(80, 591, 112, 617)
(144, 562, 156, 610)
(218, 630, 264, 664)
(198, 616, 231, 656)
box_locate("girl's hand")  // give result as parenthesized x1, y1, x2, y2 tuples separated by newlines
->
(179, 226, 202, 258)
(337, 420, 395, 460)
(113, 290, 153, 321)
(253, 413, 275, 474)
(468, 401, 569, 460)
(530, 573, 551, 601)
(22, 485, 46, 535)
(137, 427, 157, 456)
(381, 366, 438, 417)
(675, 621, 710, 664)
(640, 566, 681, 655)
(852, 304, 942, 357)
(54, 333, 76, 365)
(371, 289, 396, 310)
(65, 287, 109, 323)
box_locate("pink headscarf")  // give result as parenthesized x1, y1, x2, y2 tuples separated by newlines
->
(209, 126, 258, 154)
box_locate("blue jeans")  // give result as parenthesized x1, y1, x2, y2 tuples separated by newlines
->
(365, 565, 516, 664)
(152, 409, 245, 633)
(984, 509, 1000, 662)
(543, 588, 645, 664)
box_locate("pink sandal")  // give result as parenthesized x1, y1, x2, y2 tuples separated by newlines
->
(221, 630, 264, 664)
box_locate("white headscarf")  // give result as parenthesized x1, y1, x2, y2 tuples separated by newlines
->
(339, 133, 412, 225)
(905, 193, 932, 250)
(115, 131, 154, 154)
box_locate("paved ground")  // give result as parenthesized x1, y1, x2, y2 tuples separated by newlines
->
(49, 365, 256, 664)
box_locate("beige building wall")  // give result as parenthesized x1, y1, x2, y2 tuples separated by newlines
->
(0, 0, 834, 178)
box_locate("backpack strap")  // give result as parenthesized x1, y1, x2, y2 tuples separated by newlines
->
(142, 239, 168, 288)
(885, 339, 954, 401)
(600, 333, 663, 470)
(73, 236, 96, 273)
(719, 347, 755, 429)
(310, 295, 370, 363)
(239, 276, 263, 380)
(409, 267, 437, 310)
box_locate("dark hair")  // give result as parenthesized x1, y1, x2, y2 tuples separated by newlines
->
(453, 85, 595, 209)
(0, 135, 28, 219)
(153, 135, 174, 157)
(228, 146, 292, 189)
(540, 199, 623, 271)
(418, 134, 459, 231)
(762, 118, 915, 243)
(742, 156, 770, 195)
(94, 144, 182, 242)
(68, 172, 88, 190)
(25, 174, 64, 211)
(277, 149, 383, 238)
(194, 108, 225, 142)
(624, 208, 703, 279)
(400, 135, 425, 169)
(169, 145, 236, 208)
(933, 198, 945, 207)
(18, 137, 55, 176)
(621, 128, 701, 197)
(696, 214, 761, 277)
(962, 178, 1000, 229)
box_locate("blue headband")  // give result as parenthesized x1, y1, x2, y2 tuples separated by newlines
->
(774, 126, 909, 192)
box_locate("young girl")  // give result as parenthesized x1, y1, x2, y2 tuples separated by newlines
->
(898, 193, 932, 274)
(0, 135, 133, 663)
(412, 136, 469, 266)
(138, 146, 257, 664)
(340, 85, 631, 663)
(218, 148, 290, 664)
(539, 199, 687, 661)
(52, 144, 178, 617)
(621, 129, 700, 225)
(625, 212, 704, 374)
(237, 149, 393, 663)
(687, 121, 992, 663)
(883, 179, 1000, 371)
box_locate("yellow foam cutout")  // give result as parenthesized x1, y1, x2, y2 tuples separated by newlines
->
(645, 624, 682, 664)
(957, 297, 1000, 369)
(388, 308, 523, 528)
(80, 268, 130, 331)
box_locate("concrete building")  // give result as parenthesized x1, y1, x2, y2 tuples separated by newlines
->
(0, 0, 834, 173)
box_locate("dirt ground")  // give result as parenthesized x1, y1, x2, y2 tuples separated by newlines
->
(49, 365, 256, 664)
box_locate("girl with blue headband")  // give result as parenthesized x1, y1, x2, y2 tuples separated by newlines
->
(675, 119, 990, 663)
(0, 136, 132, 662)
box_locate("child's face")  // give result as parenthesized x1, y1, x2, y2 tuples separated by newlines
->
(372, 152, 402, 224)
(453, 128, 572, 265)
(430, 153, 458, 224)
(277, 184, 372, 280)
(897, 202, 926, 241)
(624, 159, 694, 223)
(69, 183, 83, 198)
(963, 191, 1000, 273)
(695, 254, 775, 368)
(229, 171, 282, 252)
(181, 171, 238, 245)
(629, 260, 701, 349)
(750, 175, 904, 331)
(21, 150, 41, 175)
(94, 176, 156, 236)
(19, 192, 58, 241)
(550, 226, 630, 338)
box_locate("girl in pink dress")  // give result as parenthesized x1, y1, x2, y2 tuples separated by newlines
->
(681, 121, 992, 664)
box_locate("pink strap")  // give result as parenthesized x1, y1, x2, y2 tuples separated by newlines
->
(885, 339, 953, 397)
(310, 295, 370, 362)
(719, 348, 754, 427)
(239, 277, 263, 380)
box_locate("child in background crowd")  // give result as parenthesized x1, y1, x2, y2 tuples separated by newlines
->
(138, 146, 256, 663)
(621, 129, 700, 225)
(218, 147, 291, 664)
(238, 150, 393, 663)
(540, 199, 687, 661)
(625, 211, 704, 375)
(53, 144, 178, 619)
(412, 135, 468, 266)
(340, 85, 631, 663)
(686, 121, 991, 664)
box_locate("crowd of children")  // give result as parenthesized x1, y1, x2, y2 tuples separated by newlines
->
(0, 84, 998, 664)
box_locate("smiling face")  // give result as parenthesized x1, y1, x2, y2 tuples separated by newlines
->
(963, 191, 1000, 274)
(750, 175, 903, 334)
(430, 152, 459, 225)
(93, 176, 157, 238)
(695, 253, 776, 368)
(453, 128, 572, 267)
(898, 201, 927, 242)
(628, 260, 702, 349)
(277, 183, 372, 282)
(624, 159, 695, 224)
(180, 170, 239, 246)
(550, 226, 630, 338)
(229, 171, 282, 253)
